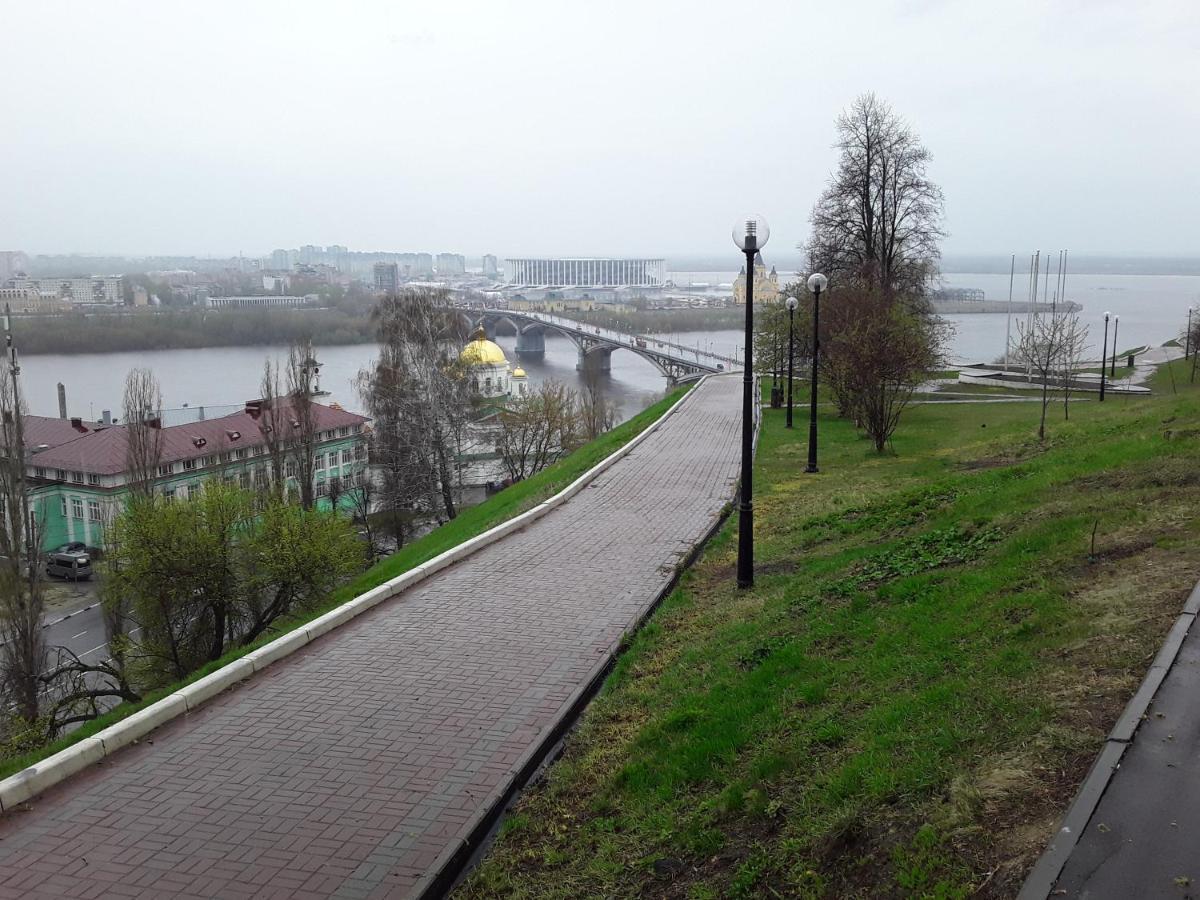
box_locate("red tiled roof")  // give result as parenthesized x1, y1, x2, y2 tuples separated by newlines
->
(23, 415, 94, 451)
(27, 401, 368, 476)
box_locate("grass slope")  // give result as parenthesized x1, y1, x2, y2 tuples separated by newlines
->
(462, 360, 1200, 898)
(0, 385, 689, 781)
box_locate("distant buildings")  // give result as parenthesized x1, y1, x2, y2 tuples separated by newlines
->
(203, 295, 316, 309)
(436, 253, 466, 275)
(373, 262, 400, 294)
(0, 251, 30, 282)
(0, 287, 70, 313)
(933, 287, 986, 303)
(505, 258, 666, 288)
(482, 254, 499, 277)
(7, 275, 123, 305)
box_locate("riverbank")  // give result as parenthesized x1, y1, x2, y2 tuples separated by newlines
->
(460, 358, 1200, 898)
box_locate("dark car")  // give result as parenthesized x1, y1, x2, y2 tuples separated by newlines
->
(46, 551, 92, 581)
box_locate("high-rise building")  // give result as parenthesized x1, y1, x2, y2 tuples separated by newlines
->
(504, 258, 665, 288)
(269, 249, 290, 271)
(373, 262, 400, 294)
(411, 253, 434, 276)
(0, 251, 30, 281)
(8, 275, 124, 305)
(482, 254, 498, 277)
(436, 253, 466, 276)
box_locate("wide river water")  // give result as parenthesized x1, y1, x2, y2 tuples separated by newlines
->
(18, 269, 1200, 424)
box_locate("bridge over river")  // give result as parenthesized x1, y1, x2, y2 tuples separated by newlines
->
(0, 374, 746, 900)
(462, 308, 739, 383)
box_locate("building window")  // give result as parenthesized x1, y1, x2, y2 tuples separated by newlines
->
(60, 497, 67, 516)
(183, 458, 197, 471)
(71, 498, 84, 519)
(87, 473, 100, 486)
(235, 449, 247, 460)
(158, 464, 173, 476)
(339, 426, 349, 436)
(341, 449, 351, 466)
(239, 471, 251, 489)
(71, 471, 84, 484)
(187, 483, 199, 500)
(254, 467, 267, 487)
(55, 469, 67, 481)
(34, 466, 45, 479)
(286, 460, 297, 478)
(163, 486, 175, 500)
(354, 442, 366, 461)
(87, 500, 100, 522)
(314, 453, 324, 470)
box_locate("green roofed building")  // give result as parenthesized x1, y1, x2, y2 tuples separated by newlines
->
(22, 400, 370, 552)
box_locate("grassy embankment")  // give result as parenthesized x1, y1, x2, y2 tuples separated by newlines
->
(0, 385, 690, 780)
(462, 359, 1200, 898)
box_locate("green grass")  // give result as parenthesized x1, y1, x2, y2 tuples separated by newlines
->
(462, 360, 1200, 898)
(0, 385, 691, 782)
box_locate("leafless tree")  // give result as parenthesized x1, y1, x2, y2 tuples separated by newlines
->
(821, 287, 946, 451)
(285, 340, 320, 510)
(1014, 311, 1088, 441)
(122, 368, 163, 500)
(578, 365, 616, 441)
(497, 381, 581, 480)
(348, 465, 380, 563)
(257, 359, 288, 495)
(1059, 312, 1090, 420)
(0, 333, 45, 725)
(808, 93, 945, 302)
(358, 290, 471, 523)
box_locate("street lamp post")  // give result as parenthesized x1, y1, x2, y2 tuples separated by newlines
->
(1100, 312, 1110, 402)
(1110, 315, 1120, 378)
(805, 273, 828, 473)
(733, 216, 769, 589)
(1187, 307, 1194, 359)
(785, 296, 798, 428)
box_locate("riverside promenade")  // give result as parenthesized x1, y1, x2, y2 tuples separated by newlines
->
(0, 374, 743, 899)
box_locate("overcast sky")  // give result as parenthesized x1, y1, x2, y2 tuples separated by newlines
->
(3, 0, 1197, 259)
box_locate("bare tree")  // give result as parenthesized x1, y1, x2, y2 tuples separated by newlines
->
(257, 359, 288, 495)
(122, 368, 163, 500)
(497, 381, 580, 480)
(285, 340, 320, 510)
(0, 313, 45, 726)
(1014, 311, 1089, 441)
(578, 365, 616, 441)
(1059, 311, 1090, 420)
(348, 465, 380, 563)
(821, 288, 946, 451)
(808, 93, 945, 301)
(358, 290, 471, 523)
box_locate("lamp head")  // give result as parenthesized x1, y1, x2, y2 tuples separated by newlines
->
(786, 296, 799, 311)
(807, 272, 828, 295)
(732, 215, 770, 252)
(1114, 314, 1119, 322)
(1105, 311, 1111, 320)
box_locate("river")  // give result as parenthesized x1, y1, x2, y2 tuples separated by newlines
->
(18, 330, 747, 425)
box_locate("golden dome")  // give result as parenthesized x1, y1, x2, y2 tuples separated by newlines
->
(460, 326, 507, 366)
(512, 366, 527, 378)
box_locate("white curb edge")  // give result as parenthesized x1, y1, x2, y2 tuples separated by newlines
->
(0, 375, 718, 813)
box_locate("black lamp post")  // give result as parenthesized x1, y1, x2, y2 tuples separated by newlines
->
(1099, 311, 1110, 402)
(805, 273, 828, 473)
(733, 216, 769, 589)
(785, 295, 798, 428)
(1187, 306, 1194, 359)
(1110, 315, 1119, 378)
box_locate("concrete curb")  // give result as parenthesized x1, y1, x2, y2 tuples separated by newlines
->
(415, 374, 756, 899)
(1017, 579, 1200, 899)
(0, 376, 713, 814)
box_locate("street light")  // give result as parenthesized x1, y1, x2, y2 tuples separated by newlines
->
(805, 272, 828, 473)
(785, 295, 799, 429)
(732, 215, 770, 589)
(1187, 306, 1194, 359)
(1110, 315, 1120, 378)
(1100, 311, 1110, 402)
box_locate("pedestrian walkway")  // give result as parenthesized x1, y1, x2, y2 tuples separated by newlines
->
(1036, 610, 1200, 899)
(0, 375, 744, 900)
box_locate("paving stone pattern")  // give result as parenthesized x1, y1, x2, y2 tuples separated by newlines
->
(0, 374, 743, 900)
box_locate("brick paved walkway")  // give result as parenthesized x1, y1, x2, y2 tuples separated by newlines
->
(0, 375, 743, 900)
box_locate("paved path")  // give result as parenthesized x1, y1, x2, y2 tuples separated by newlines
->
(0, 374, 743, 900)
(1048, 615, 1200, 898)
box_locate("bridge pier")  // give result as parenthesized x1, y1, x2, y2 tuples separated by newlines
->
(515, 326, 545, 358)
(578, 346, 612, 374)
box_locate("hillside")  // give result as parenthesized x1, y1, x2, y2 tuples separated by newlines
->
(461, 360, 1200, 898)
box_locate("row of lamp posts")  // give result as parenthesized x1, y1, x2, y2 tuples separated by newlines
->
(734, 215, 826, 589)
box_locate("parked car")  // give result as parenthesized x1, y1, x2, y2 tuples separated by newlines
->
(46, 550, 92, 581)
(55, 541, 87, 555)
